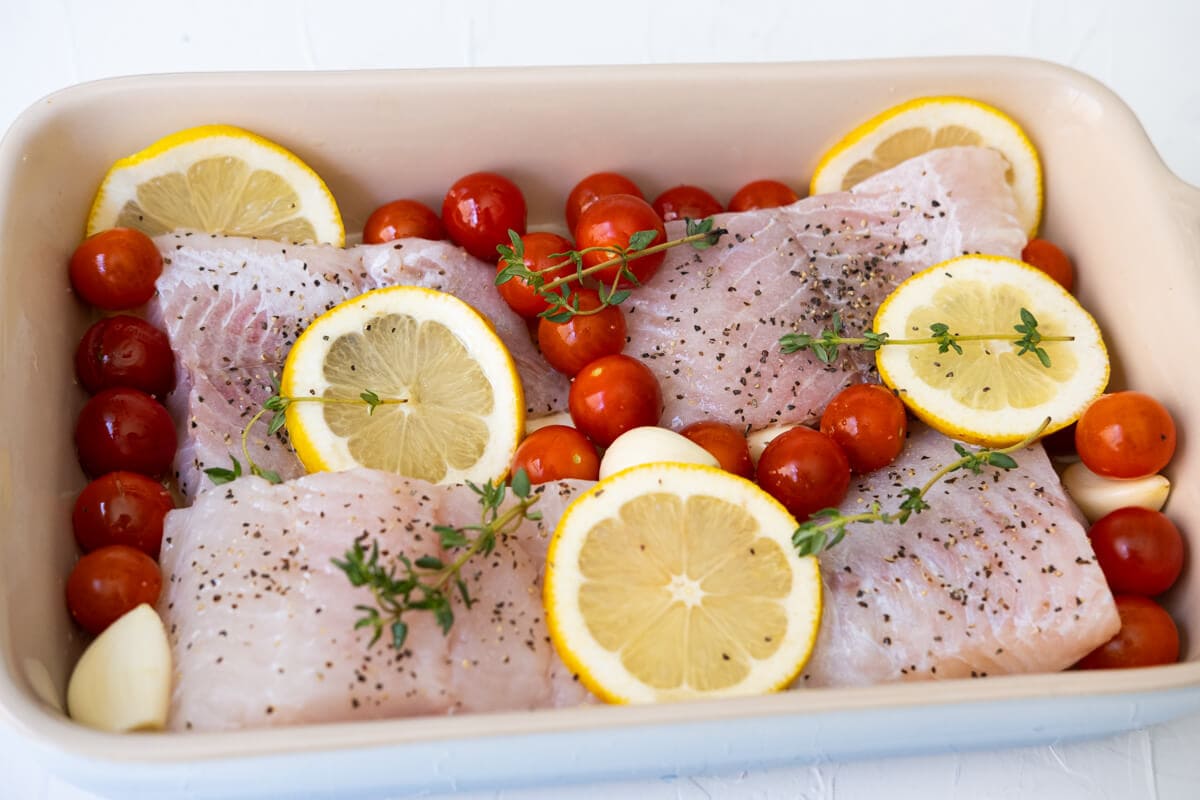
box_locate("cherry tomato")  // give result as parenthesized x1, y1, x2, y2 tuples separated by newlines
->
(537, 289, 627, 376)
(1021, 238, 1074, 292)
(441, 172, 527, 261)
(651, 185, 723, 223)
(568, 354, 663, 447)
(756, 426, 851, 521)
(362, 199, 446, 244)
(574, 194, 666, 287)
(75, 388, 177, 478)
(728, 179, 799, 212)
(1087, 507, 1184, 596)
(819, 384, 908, 473)
(1075, 594, 1179, 670)
(68, 228, 163, 310)
(496, 232, 575, 319)
(65, 545, 162, 635)
(679, 420, 754, 478)
(565, 172, 644, 233)
(72, 472, 175, 558)
(511, 425, 600, 484)
(74, 315, 175, 399)
(1075, 392, 1176, 478)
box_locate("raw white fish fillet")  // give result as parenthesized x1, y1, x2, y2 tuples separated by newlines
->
(627, 146, 1027, 429)
(797, 422, 1119, 687)
(159, 471, 592, 732)
(161, 426, 1116, 731)
(147, 235, 567, 500)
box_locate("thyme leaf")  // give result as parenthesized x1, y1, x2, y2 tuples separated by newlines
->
(790, 419, 1050, 558)
(334, 469, 542, 651)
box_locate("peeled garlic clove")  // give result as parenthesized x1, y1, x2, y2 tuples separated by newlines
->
(599, 426, 719, 479)
(525, 411, 574, 436)
(746, 423, 802, 466)
(1061, 461, 1170, 523)
(67, 604, 172, 733)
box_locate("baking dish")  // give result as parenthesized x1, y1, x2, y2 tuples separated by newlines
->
(0, 57, 1197, 798)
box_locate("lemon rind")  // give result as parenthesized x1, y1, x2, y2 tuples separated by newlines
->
(281, 285, 524, 485)
(809, 96, 1043, 237)
(544, 462, 822, 704)
(874, 255, 1109, 447)
(86, 124, 344, 246)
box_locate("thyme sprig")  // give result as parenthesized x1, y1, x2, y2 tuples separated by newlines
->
(495, 217, 726, 322)
(332, 469, 542, 650)
(203, 389, 406, 485)
(792, 418, 1051, 557)
(778, 308, 1071, 367)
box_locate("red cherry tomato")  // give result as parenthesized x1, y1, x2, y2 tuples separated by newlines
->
(441, 172, 527, 261)
(511, 425, 600, 484)
(756, 427, 851, 521)
(574, 194, 667, 287)
(68, 228, 163, 310)
(568, 354, 663, 447)
(72, 472, 175, 558)
(565, 172, 644, 233)
(74, 315, 175, 399)
(651, 185, 723, 222)
(75, 388, 177, 478)
(1075, 392, 1176, 478)
(1021, 238, 1075, 292)
(728, 179, 799, 212)
(819, 384, 908, 473)
(679, 420, 754, 478)
(1087, 507, 1184, 596)
(537, 289, 627, 376)
(496, 232, 575, 319)
(65, 545, 163, 635)
(1075, 595, 1180, 670)
(362, 199, 446, 244)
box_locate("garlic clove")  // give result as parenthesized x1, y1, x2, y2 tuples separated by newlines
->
(67, 604, 172, 733)
(746, 423, 802, 466)
(1061, 461, 1170, 523)
(599, 426, 719, 479)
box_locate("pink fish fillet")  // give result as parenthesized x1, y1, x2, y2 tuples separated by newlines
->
(146, 235, 568, 501)
(625, 146, 1027, 429)
(797, 422, 1119, 687)
(160, 427, 1116, 731)
(159, 471, 592, 732)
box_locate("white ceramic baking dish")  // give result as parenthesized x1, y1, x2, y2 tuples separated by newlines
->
(0, 57, 1197, 798)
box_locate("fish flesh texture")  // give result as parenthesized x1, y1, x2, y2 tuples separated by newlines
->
(626, 146, 1027, 429)
(797, 422, 1119, 687)
(159, 470, 592, 732)
(161, 425, 1114, 731)
(147, 235, 569, 501)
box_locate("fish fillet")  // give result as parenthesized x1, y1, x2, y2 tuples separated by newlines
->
(159, 471, 592, 732)
(161, 426, 1115, 731)
(628, 146, 1027, 429)
(147, 235, 568, 500)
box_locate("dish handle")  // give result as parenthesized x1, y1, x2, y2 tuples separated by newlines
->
(1167, 173, 1200, 263)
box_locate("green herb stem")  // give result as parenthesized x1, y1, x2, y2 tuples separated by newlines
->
(792, 417, 1051, 557)
(333, 470, 542, 651)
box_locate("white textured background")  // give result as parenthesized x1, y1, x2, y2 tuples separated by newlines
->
(1, 0, 1197, 797)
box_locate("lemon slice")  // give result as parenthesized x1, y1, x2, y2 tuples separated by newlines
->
(874, 255, 1109, 447)
(545, 463, 822, 703)
(810, 96, 1042, 236)
(281, 286, 524, 483)
(87, 124, 344, 245)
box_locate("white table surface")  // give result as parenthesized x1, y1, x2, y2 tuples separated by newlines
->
(2, 0, 1197, 797)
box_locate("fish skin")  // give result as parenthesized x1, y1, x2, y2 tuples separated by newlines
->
(147, 236, 567, 500)
(796, 422, 1119, 687)
(626, 146, 1027, 430)
(159, 471, 592, 732)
